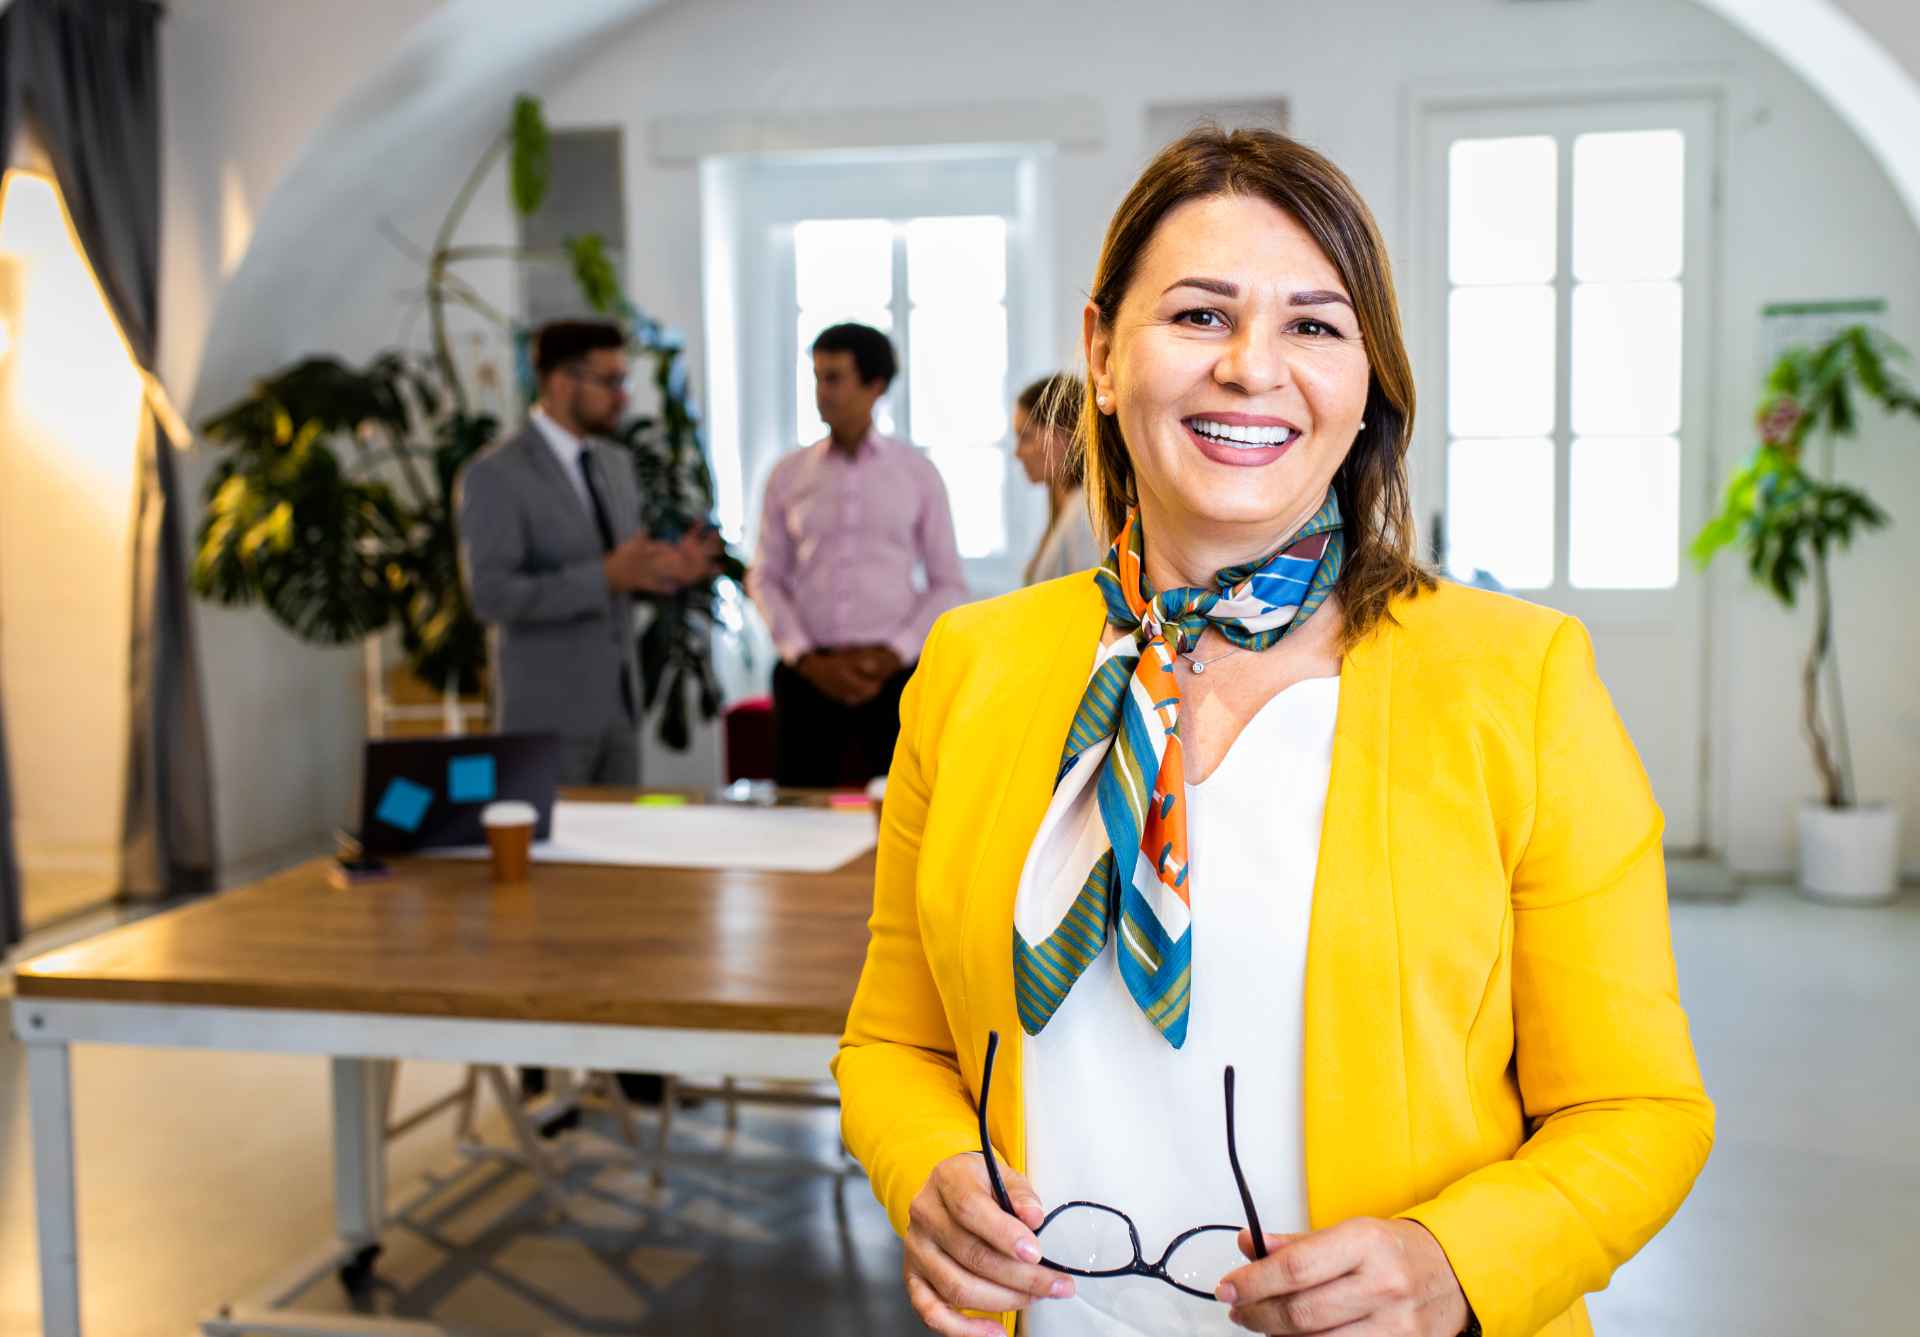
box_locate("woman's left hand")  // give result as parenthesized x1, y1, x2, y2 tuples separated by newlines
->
(1214, 1217, 1470, 1335)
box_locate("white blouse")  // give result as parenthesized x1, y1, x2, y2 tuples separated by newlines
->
(1022, 676, 1340, 1337)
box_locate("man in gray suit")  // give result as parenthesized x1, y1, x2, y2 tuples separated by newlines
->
(457, 320, 714, 786)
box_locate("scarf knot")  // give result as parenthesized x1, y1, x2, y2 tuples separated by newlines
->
(1012, 491, 1344, 1048)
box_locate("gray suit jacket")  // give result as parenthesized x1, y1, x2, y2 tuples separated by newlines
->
(455, 424, 643, 741)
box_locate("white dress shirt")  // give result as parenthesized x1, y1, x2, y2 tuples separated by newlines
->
(529, 404, 594, 512)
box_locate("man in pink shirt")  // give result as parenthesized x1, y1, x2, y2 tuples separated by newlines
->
(747, 323, 968, 787)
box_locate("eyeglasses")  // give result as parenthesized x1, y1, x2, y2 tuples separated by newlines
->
(976, 1030, 1269, 1301)
(564, 365, 630, 394)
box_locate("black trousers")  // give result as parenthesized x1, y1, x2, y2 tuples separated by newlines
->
(772, 659, 912, 788)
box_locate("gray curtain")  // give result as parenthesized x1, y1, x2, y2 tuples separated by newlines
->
(0, 682, 17, 947)
(0, 0, 215, 941)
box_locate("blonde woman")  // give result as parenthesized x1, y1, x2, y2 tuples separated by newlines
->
(835, 129, 1712, 1337)
(1014, 373, 1101, 584)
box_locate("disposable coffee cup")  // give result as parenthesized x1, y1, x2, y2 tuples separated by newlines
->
(482, 800, 537, 883)
(866, 775, 888, 825)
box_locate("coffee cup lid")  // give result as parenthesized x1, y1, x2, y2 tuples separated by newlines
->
(482, 800, 538, 827)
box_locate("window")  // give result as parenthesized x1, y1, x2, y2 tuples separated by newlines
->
(791, 215, 1009, 560)
(702, 149, 1049, 592)
(1436, 114, 1702, 592)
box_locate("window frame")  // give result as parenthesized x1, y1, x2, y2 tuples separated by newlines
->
(708, 149, 1053, 595)
(1410, 91, 1722, 624)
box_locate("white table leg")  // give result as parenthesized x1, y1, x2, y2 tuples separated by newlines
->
(26, 1039, 81, 1337)
(329, 1058, 386, 1246)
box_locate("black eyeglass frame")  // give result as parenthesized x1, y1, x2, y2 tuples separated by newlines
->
(975, 1029, 1269, 1301)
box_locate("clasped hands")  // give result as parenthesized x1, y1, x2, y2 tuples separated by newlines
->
(603, 523, 723, 596)
(905, 1152, 1470, 1337)
(796, 644, 903, 706)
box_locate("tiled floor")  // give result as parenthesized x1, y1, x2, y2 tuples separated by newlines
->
(2, 882, 1915, 1336)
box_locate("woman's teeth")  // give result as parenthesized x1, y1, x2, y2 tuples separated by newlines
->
(1189, 419, 1297, 448)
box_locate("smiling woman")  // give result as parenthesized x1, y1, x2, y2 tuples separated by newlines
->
(833, 127, 1713, 1337)
(1077, 132, 1423, 652)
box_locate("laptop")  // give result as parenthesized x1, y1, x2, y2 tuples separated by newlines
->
(357, 734, 562, 854)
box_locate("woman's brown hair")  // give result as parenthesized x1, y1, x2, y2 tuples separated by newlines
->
(1081, 127, 1433, 645)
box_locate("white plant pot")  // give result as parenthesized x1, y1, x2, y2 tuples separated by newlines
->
(1797, 802, 1901, 904)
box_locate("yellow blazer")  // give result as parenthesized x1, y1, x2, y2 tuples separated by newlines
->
(833, 573, 1713, 1337)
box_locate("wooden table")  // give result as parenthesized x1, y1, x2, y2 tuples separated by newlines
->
(10, 792, 878, 1337)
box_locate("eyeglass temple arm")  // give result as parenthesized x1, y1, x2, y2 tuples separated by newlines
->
(1224, 1066, 1268, 1260)
(980, 1031, 1015, 1214)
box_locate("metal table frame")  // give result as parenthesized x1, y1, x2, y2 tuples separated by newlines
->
(14, 995, 838, 1337)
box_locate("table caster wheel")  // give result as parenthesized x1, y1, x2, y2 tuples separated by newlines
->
(338, 1242, 382, 1292)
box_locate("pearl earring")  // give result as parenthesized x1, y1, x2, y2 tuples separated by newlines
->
(1097, 393, 1111, 410)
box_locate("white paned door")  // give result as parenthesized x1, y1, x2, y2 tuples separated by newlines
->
(1419, 97, 1720, 848)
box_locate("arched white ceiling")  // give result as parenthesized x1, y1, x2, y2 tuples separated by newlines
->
(194, 0, 1920, 422)
(186, 0, 660, 418)
(1695, 0, 1920, 233)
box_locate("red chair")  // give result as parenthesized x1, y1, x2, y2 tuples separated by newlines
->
(723, 695, 775, 782)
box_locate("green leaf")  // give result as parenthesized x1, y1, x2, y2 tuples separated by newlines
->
(566, 233, 622, 314)
(1764, 350, 1805, 398)
(509, 95, 550, 216)
(1688, 512, 1740, 566)
(1828, 374, 1855, 437)
(1847, 326, 1890, 399)
(394, 517, 487, 694)
(255, 474, 404, 645)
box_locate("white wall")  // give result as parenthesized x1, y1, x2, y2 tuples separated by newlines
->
(161, 0, 1920, 878)
(158, 0, 444, 405)
(1834, 0, 1920, 81)
(527, 0, 1920, 876)
(158, 0, 656, 879)
(157, 0, 444, 881)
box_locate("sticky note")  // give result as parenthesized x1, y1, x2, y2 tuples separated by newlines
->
(828, 792, 871, 809)
(375, 777, 433, 832)
(634, 793, 688, 807)
(448, 754, 497, 803)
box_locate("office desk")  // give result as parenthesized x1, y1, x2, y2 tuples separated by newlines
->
(11, 794, 878, 1337)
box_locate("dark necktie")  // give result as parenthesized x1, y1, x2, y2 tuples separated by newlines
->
(580, 450, 618, 553)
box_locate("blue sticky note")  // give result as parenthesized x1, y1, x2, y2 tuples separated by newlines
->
(448, 754, 497, 803)
(375, 777, 433, 832)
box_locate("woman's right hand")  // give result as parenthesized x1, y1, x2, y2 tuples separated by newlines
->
(904, 1151, 1077, 1336)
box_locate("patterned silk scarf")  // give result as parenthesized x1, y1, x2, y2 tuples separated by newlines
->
(1012, 491, 1344, 1048)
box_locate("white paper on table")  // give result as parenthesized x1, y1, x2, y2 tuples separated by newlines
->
(422, 799, 876, 873)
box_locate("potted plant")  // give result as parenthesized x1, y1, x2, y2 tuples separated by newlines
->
(192, 96, 743, 749)
(1692, 324, 1918, 902)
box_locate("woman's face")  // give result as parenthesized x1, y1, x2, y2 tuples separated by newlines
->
(1011, 405, 1065, 487)
(1084, 192, 1371, 549)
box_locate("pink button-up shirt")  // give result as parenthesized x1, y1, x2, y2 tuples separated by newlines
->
(747, 430, 968, 665)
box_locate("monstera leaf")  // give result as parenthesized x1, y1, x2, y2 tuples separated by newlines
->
(394, 410, 498, 694)
(194, 419, 406, 644)
(393, 520, 486, 695)
(201, 356, 418, 452)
